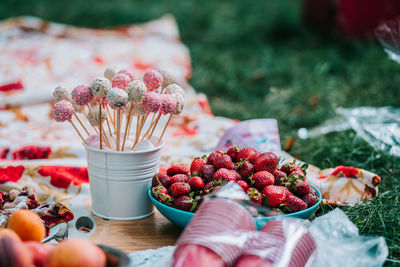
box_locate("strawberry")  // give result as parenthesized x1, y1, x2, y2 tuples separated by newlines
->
(151, 185, 168, 200)
(291, 180, 311, 196)
(284, 195, 307, 212)
(227, 146, 241, 162)
(289, 169, 305, 178)
(198, 164, 216, 183)
(254, 152, 278, 173)
(237, 180, 249, 191)
(170, 174, 189, 184)
(262, 185, 287, 208)
(251, 171, 274, 189)
(206, 151, 225, 165)
(238, 161, 254, 179)
(272, 170, 287, 185)
(282, 186, 293, 197)
(213, 154, 233, 169)
(170, 182, 191, 198)
(280, 162, 300, 175)
(231, 170, 242, 180)
(167, 164, 189, 176)
(173, 195, 193, 212)
(212, 168, 237, 182)
(157, 192, 174, 206)
(246, 188, 262, 205)
(237, 147, 258, 164)
(151, 173, 171, 187)
(302, 193, 318, 207)
(190, 156, 207, 175)
(188, 176, 204, 191)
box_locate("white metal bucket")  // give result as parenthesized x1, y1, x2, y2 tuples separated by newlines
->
(84, 138, 163, 220)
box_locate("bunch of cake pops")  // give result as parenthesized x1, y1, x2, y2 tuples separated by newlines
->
(51, 67, 184, 151)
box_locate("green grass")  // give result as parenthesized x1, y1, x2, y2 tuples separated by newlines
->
(1, 0, 400, 263)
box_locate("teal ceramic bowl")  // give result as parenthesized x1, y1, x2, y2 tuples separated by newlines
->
(148, 185, 322, 230)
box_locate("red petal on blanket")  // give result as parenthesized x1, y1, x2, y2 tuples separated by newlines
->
(133, 61, 153, 71)
(0, 147, 9, 159)
(12, 145, 52, 160)
(38, 166, 89, 188)
(331, 166, 359, 177)
(0, 81, 24, 92)
(0, 166, 25, 183)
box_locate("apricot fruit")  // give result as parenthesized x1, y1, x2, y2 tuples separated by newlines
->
(44, 238, 106, 267)
(0, 236, 33, 267)
(7, 209, 46, 241)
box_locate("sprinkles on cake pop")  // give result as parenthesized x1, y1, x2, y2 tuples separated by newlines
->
(117, 69, 135, 81)
(88, 108, 107, 127)
(106, 88, 129, 109)
(53, 86, 70, 102)
(143, 69, 163, 91)
(91, 77, 111, 98)
(142, 92, 161, 113)
(72, 85, 94, 106)
(111, 73, 131, 90)
(172, 93, 184, 115)
(165, 83, 184, 96)
(160, 94, 176, 115)
(52, 100, 74, 122)
(126, 80, 147, 103)
(132, 103, 147, 116)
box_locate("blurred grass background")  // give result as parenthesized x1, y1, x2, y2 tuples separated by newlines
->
(1, 0, 400, 263)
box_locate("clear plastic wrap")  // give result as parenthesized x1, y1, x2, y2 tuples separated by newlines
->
(298, 106, 400, 157)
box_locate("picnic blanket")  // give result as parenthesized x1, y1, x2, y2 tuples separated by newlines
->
(0, 16, 380, 214)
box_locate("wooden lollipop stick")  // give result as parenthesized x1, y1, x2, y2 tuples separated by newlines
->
(132, 113, 148, 150)
(99, 104, 103, 150)
(101, 129, 111, 148)
(127, 115, 133, 139)
(122, 103, 134, 151)
(158, 114, 173, 144)
(106, 105, 115, 127)
(70, 121, 88, 145)
(116, 109, 121, 151)
(148, 113, 162, 140)
(73, 113, 90, 136)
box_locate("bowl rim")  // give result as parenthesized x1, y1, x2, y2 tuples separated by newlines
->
(83, 137, 164, 154)
(148, 184, 322, 220)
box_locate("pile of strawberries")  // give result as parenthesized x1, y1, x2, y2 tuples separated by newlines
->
(151, 146, 319, 215)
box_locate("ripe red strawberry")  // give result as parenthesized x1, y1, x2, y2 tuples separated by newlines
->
(206, 151, 225, 165)
(289, 169, 305, 178)
(188, 176, 204, 191)
(280, 162, 303, 175)
(213, 154, 233, 169)
(238, 161, 254, 179)
(227, 146, 241, 162)
(157, 192, 173, 206)
(167, 164, 189, 176)
(291, 180, 311, 196)
(284, 195, 307, 212)
(173, 195, 193, 211)
(151, 173, 171, 187)
(170, 182, 191, 198)
(254, 152, 278, 173)
(302, 193, 318, 207)
(190, 157, 207, 175)
(272, 170, 287, 185)
(231, 170, 242, 180)
(170, 174, 189, 184)
(262, 185, 287, 208)
(237, 147, 258, 164)
(212, 168, 236, 182)
(251, 171, 274, 189)
(282, 186, 293, 197)
(198, 164, 216, 183)
(237, 180, 249, 191)
(246, 188, 262, 205)
(151, 184, 168, 200)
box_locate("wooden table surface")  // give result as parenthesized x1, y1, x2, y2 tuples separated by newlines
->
(90, 210, 182, 254)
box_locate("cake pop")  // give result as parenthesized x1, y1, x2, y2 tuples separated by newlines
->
(126, 80, 147, 103)
(52, 100, 74, 122)
(72, 85, 93, 106)
(142, 92, 161, 113)
(91, 77, 111, 98)
(172, 93, 184, 115)
(117, 69, 135, 81)
(160, 94, 176, 115)
(104, 67, 117, 81)
(111, 73, 131, 90)
(157, 69, 175, 88)
(132, 103, 146, 116)
(165, 84, 184, 96)
(106, 88, 129, 109)
(88, 108, 107, 127)
(143, 69, 163, 91)
(53, 86, 70, 102)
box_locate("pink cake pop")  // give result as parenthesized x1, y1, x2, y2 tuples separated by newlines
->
(142, 92, 161, 113)
(117, 69, 135, 81)
(71, 85, 93, 106)
(143, 69, 163, 91)
(111, 73, 131, 90)
(160, 94, 176, 115)
(52, 100, 74, 122)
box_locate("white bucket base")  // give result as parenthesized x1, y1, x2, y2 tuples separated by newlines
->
(92, 210, 154, 221)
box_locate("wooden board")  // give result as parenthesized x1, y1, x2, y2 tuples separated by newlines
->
(90, 210, 182, 254)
